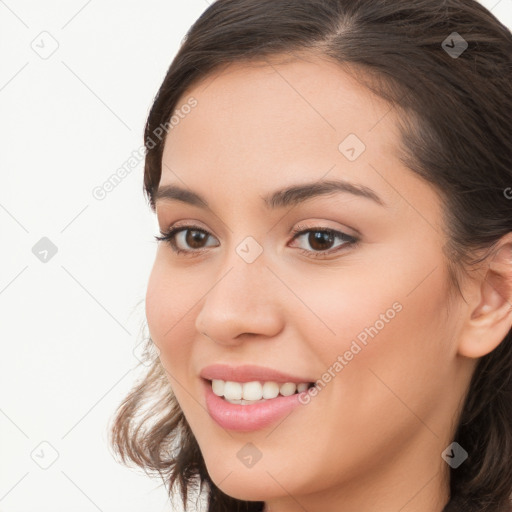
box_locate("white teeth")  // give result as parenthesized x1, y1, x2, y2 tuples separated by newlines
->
(242, 381, 263, 401)
(210, 379, 312, 401)
(279, 382, 297, 396)
(262, 381, 280, 399)
(223, 381, 242, 400)
(212, 379, 225, 397)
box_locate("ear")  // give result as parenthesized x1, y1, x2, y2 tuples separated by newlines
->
(457, 235, 512, 359)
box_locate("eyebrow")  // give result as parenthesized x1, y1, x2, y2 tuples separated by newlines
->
(153, 179, 386, 210)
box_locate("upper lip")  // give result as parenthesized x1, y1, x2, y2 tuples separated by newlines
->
(200, 364, 315, 384)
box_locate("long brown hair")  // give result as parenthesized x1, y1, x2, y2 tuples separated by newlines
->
(109, 1, 512, 511)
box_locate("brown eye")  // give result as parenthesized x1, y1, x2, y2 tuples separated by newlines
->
(185, 229, 209, 249)
(306, 231, 336, 251)
(289, 226, 358, 258)
(154, 225, 219, 255)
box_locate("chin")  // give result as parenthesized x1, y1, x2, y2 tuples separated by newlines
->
(213, 483, 272, 503)
(205, 462, 283, 502)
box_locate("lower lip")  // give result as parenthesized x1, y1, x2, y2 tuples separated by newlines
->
(203, 378, 308, 432)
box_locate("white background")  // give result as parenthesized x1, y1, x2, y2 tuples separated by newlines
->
(1, 1, 511, 511)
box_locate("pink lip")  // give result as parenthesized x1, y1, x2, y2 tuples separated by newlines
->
(202, 378, 307, 431)
(199, 364, 314, 384)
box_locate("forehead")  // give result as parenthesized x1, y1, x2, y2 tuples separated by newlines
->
(160, 54, 404, 203)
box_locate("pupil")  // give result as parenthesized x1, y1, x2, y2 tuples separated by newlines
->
(309, 231, 334, 251)
(186, 230, 207, 248)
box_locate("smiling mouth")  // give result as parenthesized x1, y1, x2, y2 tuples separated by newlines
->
(207, 378, 316, 405)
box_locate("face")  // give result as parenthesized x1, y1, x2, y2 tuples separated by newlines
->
(145, 54, 472, 509)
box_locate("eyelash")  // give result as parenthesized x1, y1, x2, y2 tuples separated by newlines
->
(154, 223, 359, 259)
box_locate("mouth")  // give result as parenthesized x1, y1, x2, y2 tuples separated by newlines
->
(202, 377, 317, 431)
(199, 364, 319, 430)
(205, 378, 316, 405)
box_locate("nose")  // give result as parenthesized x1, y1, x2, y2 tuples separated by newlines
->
(194, 254, 284, 346)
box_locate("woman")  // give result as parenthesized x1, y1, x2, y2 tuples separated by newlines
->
(109, 1, 512, 511)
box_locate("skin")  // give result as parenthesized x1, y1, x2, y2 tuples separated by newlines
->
(145, 53, 512, 512)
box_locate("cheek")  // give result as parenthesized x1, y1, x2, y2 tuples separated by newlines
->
(278, 262, 409, 368)
(341, 261, 453, 427)
(145, 262, 169, 345)
(145, 259, 196, 366)
(145, 261, 201, 418)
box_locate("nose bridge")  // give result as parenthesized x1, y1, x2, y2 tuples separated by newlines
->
(195, 241, 283, 343)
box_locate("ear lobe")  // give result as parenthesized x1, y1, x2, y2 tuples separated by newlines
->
(458, 240, 512, 359)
